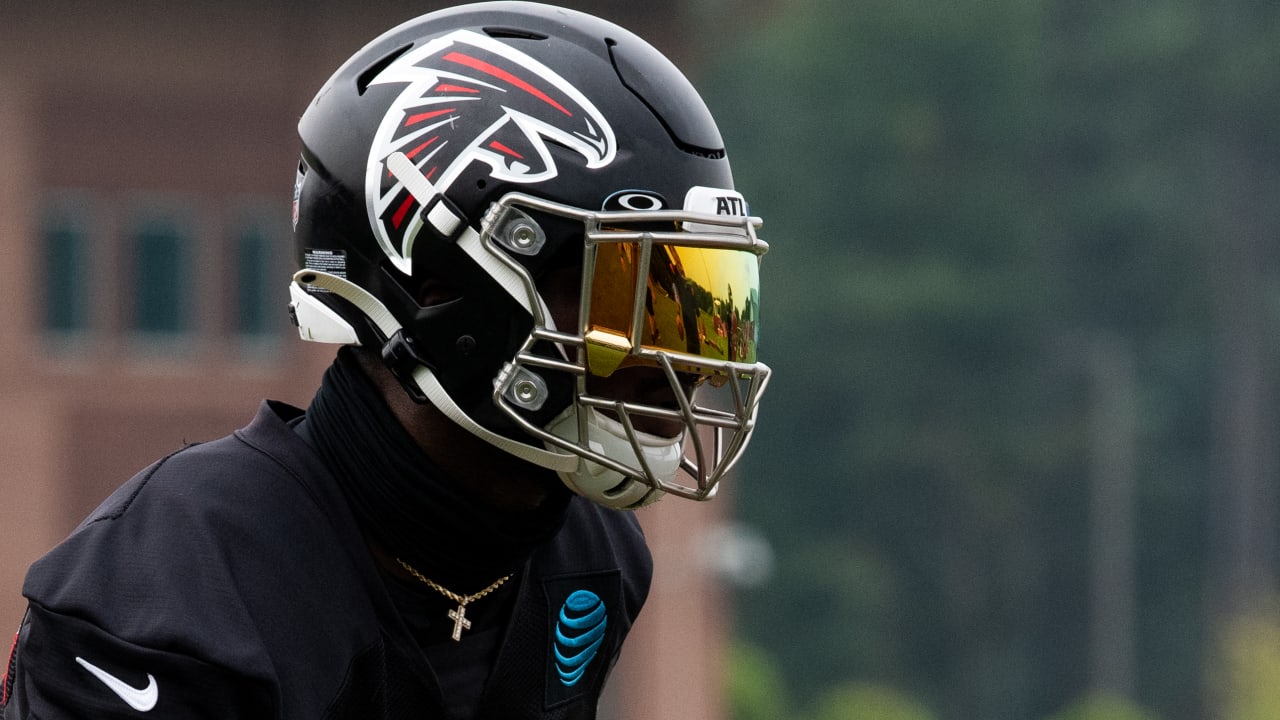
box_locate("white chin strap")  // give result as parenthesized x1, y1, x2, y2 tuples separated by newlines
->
(546, 406, 677, 509)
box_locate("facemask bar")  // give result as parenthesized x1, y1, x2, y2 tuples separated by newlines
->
(478, 191, 771, 501)
(502, 329, 772, 499)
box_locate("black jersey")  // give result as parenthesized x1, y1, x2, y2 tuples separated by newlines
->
(2, 401, 652, 719)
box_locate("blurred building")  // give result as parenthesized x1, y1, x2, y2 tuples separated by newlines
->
(0, 3, 729, 717)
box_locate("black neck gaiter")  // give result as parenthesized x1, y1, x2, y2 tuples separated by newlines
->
(304, 348, 571, 591)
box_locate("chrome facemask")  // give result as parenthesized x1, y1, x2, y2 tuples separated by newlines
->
(483, 191, 771, 508)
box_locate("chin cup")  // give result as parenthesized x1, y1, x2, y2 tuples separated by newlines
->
(547, 405, 677, 509)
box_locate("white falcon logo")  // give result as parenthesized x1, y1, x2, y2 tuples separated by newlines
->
(364, 29, 617, 274)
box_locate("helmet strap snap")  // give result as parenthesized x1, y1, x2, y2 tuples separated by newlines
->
(381, 329, 433, 404)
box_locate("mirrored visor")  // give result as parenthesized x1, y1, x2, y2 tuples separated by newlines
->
(586, 240, 760, 375)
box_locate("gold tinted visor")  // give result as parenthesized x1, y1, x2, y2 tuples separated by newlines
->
(585, 239, 761, 377)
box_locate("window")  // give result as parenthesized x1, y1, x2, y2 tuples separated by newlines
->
(129, 202, 191, 336)
(41, 191, 94, 334)
(231, 204, 286, 339)
(236, 223, 272, 336)
(38, 191, 292, 358)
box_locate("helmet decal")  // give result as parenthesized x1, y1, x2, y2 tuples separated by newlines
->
(365, 29, 618, 273)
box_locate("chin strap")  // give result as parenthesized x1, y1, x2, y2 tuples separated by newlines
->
(411, 364, 578, 472)
(291, 268, 578, 473)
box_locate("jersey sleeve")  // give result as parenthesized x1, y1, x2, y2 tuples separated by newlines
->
(3, 602, 276, 719)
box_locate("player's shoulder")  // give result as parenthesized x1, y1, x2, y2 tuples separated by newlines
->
(80, 400, 319, 529)
(21, 400, 343, 621)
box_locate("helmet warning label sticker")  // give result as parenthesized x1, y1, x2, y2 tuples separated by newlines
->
(303, 249, 348, 278)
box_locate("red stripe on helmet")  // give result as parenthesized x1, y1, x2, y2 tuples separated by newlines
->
(405, 108, 456, 126)
(391, 195, 415, 230)
(488, 141, 524, 159)
(406, 136, 439, 160)
(442, 52, 571, 116)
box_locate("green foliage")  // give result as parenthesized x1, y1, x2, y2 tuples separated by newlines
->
(724, 640, 791, 720)
(812, 682, 935, 720)
(695, 0, 1280, 718)
(1047, 694, 1160, 720)
(725, 640, 938, 720)
(1213, 608, 1280, 720)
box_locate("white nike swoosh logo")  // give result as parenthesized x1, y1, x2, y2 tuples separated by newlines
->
(75, 656, 158, 712)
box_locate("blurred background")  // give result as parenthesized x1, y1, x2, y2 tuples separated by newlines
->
(3, 1, 1279, 719)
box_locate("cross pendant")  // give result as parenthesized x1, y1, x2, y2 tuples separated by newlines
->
(448, 604, 472, 641)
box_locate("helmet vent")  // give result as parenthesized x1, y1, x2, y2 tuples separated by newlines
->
(356, 43, 413, 96)
(606, 39, 726, 160)
(483, 26, 549, 41)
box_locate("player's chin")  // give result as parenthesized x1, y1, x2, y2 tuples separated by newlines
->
(590, 391, 690, 439)
(586, 368, 698, 440)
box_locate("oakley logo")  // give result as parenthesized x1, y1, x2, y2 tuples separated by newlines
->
(75, 656, 158, 712)
(603, 190, 667, 212)
(365, 29, 617, 274)
(553, 590, 607, 687)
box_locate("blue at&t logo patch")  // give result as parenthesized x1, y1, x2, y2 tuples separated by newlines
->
(553, 590, 607, 687)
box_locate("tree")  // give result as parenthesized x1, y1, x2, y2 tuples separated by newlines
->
(697, 0, 1280, 718)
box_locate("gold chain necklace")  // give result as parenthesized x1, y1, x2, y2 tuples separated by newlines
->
(396, 558, 513, 641)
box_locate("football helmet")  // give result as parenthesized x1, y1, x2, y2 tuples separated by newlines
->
(290, 1, 770, 508)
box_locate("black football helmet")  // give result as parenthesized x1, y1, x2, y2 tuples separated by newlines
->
(290, 1, 770, 508)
